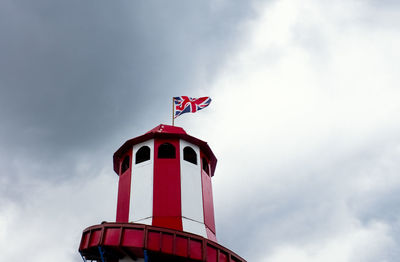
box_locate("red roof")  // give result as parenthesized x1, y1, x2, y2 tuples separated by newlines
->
(113, 124, 217, 176)
(146, 124, 187, 135)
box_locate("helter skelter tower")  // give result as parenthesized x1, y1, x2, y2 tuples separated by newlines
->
(79, 124, 246, 262)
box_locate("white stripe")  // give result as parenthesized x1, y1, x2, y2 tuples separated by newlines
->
(180, 140, 206, 237)
(130, 139, 154, 225)
(182, 217, 207, 238)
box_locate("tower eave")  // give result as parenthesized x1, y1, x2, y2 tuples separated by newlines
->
(113, 124, 217, 176)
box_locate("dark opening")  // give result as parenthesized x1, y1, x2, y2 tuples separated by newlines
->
(202, 157, 209, 175)
(121, 155, 130, 174)
(183, 146, 197, 165)
(158, 143, 176, 159)
(136, 146, 151, 164)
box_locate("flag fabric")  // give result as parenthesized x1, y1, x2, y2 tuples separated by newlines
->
(173, 96, 211, 118)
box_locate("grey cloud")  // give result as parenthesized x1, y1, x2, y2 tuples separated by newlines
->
(4, 1, 400, 262)
(0, 0, 256, 181)
(0, 1, 258, 261)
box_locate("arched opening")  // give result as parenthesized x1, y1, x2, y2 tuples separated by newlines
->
(136, 146, 150, 164)
(121, 155, 130, 174)
(202, 157, 209, 175)
(158, 143, 176, 159)
(183, 146, 197, 165)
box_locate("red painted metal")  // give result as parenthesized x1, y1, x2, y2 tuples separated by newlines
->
(206, 227, 217, 243)
(116, 151, 132, 222)
(79, 222, 246, 262)
(152, 138, 183, 231)
(146, 124, 187, 135)
(201, 154, 216, 238)
(113, 124, 217, 177)
(79, 124, 247, 261)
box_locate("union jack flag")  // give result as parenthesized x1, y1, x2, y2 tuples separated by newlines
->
(173, 96, 212, 118)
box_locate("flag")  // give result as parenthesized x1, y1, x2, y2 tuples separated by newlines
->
(173, 96, 212, 119)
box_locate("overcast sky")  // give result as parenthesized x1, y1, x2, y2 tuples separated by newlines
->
(1, 0, 400, 261)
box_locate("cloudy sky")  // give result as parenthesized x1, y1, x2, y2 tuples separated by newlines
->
(1, 0, 400, 261)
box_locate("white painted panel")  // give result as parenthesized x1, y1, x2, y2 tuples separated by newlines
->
(182, 217, 207, 238)
(130, 139, 154, 223)
(132, 217, 152, 226)
(180, 140, 204, 225)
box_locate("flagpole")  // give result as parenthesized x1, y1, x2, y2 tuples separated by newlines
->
(172, 97, 175, 126)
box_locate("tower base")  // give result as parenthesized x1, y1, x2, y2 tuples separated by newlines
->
(79, 222, 245, 262)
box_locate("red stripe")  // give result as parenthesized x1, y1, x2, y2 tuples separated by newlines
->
(116, 150, 132, 222)
(201, 154, 216, 235)
(206, 227, 217, 242)
(152, 139, 183, 230)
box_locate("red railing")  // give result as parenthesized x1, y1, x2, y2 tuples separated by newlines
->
(79, 222, 246, 262)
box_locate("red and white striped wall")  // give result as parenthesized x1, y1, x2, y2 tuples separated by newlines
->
(114, 125, 217, 242)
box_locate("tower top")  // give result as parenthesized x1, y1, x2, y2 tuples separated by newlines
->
(79, 123, 247, 261)
(113, 124, 217, 176)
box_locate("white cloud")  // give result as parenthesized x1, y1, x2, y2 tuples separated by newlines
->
(0, 166, 118, 261)
(264, 221, 394, 262)
(198, 0, 400, 260)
